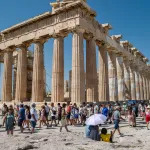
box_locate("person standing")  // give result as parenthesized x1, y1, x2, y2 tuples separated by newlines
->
(30, 103, 38, 133)
(18, 104, 25, 133)
(39, 105, 48, 128)
(66, 101, 71, 125)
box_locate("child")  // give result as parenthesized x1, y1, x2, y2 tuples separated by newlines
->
(100, 128, 113, 143)
(3, 108, 15, 135)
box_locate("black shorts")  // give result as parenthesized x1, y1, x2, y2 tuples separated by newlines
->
(58, 114, 62, 121)
(66, 113, 71, 119)
(51, 116, 56, 120)
(18, 119, 24, 127)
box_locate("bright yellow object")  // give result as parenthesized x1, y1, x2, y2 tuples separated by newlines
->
(100, 134, 111, 142)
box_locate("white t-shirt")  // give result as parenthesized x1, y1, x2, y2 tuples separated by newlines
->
(30, 108, 38, 121)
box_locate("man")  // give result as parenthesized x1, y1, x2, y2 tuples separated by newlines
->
(94, 103, 99, 114)
(45, 103, 50, 125)
(112, 106, 125, 136)
(30, 103, 38, 133)
(50, 103, 57, 127)
(18, 104, 25, 133)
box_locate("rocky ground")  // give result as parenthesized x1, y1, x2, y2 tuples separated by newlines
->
(0, 117, 149, 150)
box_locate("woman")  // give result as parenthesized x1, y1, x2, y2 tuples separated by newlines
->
(24, 105, 31, 129)
(3, 107, 15, 135)
(145, 105, 150, 130)
(128, 106, 134, 127)
(39, 105, 48, 128)
(60, 103, 70, 132)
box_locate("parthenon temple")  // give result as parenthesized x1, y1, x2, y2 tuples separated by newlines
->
(0, 0, 150, 104)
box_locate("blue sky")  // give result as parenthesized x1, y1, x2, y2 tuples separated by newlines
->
(0, 0, 150, 98)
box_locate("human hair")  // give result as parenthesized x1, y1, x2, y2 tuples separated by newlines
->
(101, 128, 107, 135)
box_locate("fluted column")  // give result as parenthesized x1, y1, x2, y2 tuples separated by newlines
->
(129, 66, 136, 100)
(15, 46, 27, 102)
(139, 73, 144, 100)
(2, 50, 13, 102)
(123, 59, 131, 100)
(135, 71, 140, 100)
(143, 76, 147, 100)
(32, 41, 45, 102)
(116, 55, 125, 101)
(146, 77, 149, 100)
(71, 32, 85, 103)
(108, 51, 118, 101)
(86, 39, 98, 102)
(98, 45, 109, 101)
(52, 37, 64, 102)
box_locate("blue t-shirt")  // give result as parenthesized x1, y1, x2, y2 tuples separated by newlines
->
(102, 107, 108, 117)
(18, 108, 25, 120)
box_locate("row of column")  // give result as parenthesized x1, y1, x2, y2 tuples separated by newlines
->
(1, 32, 150, 103)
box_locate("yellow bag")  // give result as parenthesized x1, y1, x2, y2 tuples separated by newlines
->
(101, 134, 111, 142)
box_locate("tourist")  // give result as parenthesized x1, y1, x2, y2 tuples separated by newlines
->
(24, 105, 31, 129)
(39, 105, 48, 128)
(3, 107, 15, 135)
(50, 103, 57, 127)
(57, 103, 62, 124)
(128, 106, 134, 127)
(18, 104, 25, 133)
(145, 105, 150, 130)
(89, 125, 100, 141)
(60, 103, 70, 132)
(66, 101, 71, 125)
(79, 102, 87, 126)
(102, 104, 109, 118)
(73, 103, 79, 124)
(107, 104, 113, 124)
(30, 103, 38, 133)
(100, 128, 113, 142)
(94, 103, 99, 114)
(122, 102, 127, 118)
(2, 104, 8, 118)
(45, 103, 50, 125)
(112, 106, 125, 136)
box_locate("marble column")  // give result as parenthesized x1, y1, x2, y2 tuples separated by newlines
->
(98, 45, 109, 101)
(71, 32, 85, 103)
(139, 73, 144, 100)
(52, 37, 64, 102)
(146, 77, 149, 100)
(116, 55, 125, 101)
(143, 76, 147, 100)
(135, 71, 140, 100)
(86, 39, 98, 102)
(123, 59, 131, 100)
(32, 41, 45, 102)
(108, 51, 118, 101)
(2, 50, 13, 102)
(129, 66, 136, 100)
(15, 46, 27, 102)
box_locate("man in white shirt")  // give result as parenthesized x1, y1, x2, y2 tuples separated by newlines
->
(30, 103, 38, 133)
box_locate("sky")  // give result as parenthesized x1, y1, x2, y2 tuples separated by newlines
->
(0, 0, 150, 98)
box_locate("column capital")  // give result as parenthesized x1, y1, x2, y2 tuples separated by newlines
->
(84, 32, 94, 40)
(33, 38, 47, 45)
(96, 40, 105, 47)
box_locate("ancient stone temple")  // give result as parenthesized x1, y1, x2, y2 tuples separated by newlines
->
(0, 0, 150, 104)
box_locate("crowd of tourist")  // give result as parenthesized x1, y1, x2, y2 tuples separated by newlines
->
(1, 101, 150, 142)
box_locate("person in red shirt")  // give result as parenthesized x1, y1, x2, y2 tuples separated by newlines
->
(66, 101, 71, 125)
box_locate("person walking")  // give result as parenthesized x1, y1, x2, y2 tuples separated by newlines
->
(145, 105, 150, 130)
(112, 106, 125, 136)
(60, 103, 70, 132)
(18, 104, 25, 133)
(30, 103, 38, 133)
